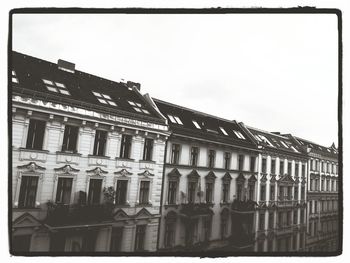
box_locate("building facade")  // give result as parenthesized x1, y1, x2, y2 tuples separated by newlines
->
(11, 52, 170, 253)
(294, 139, 339, 252)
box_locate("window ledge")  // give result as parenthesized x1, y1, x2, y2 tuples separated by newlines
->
(139, 160, 156, 164)
(115, 157, 135, 161)
(56, 151, 82, 156)
(13, 207, 41, 211)
(19, 148, 49, 153)
(135, 203, 152, 207)
(114, 204, 131, 208)
(164, 204, 179, 209)
(88, 154, 111, 159)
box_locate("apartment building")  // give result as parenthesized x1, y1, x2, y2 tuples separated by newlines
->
(11, 51, 170, 253)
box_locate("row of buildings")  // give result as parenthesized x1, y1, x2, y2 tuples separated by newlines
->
(10, 51, 340, 254)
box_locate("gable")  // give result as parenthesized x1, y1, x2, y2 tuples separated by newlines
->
(13, 213, 42, 229)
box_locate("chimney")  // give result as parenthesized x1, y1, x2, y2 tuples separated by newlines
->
(127, 81, 141, 91)
(58, 59, 75, 73)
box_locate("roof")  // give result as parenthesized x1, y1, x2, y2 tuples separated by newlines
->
(245, 126, 305, 156)
(294, 136, 338, 158)
(11, 51, 165, 124)
(153, 98, 257, 149)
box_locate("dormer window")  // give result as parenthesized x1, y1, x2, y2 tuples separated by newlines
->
(168, 114, 183, 125)
(43, 79, 70, 95)
(219, 127, 228, 136)
(192, 120, 201, 129)
(92, 91, 117, 106)
(233, 130, 245, 140)
(12, 70, 19, 83)
(128, 101, 150, 114)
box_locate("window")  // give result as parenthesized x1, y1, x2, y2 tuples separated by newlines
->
(87, 179, 102, 205)
(203, 216, 212, 241)
(271, 159, 276, 174)
(128, 100, 150, 114)
(287, 186, 292, 200)
(18, 176, 38, 208)
(115, 180, 128, 205)
(293, 210, 298, 224)
(280, 141, 289, 148)
(62, 125, 79, 152)
(171, 144, 180, 164)
(12, 70, 19, 83)
(110, 227, 123, 252)
(295, 163, 299, 177)
(300, 209, 305, 224)
(327, 163, 330, 173)
(93, 130, 107, 156)
(259, 213, 265, 230)
(164, 221, 176, 248)
(167, 114, 183, 125)
(56, 177, 73, 204)
(13, 235, 31, 252)
(143, 138, 154, 161)
(302, 164, 306, 177)
(262, 158, 267, 173)
(279, 160, 284, 175)
(134, 225, 146, 251)
(120, 134, 132, 159)
(270, 185, 275, 201)
(188, 182, 197, 203)
(219, 127, 228, 136)
(222, 182, 230, 203)
(192, 120, 201, 129)
(321, 179, 324, 191)
(279, 186, 284, 200)
(205, 182, 214, 203)
(250, 156, 256, 172)
(190, 147, 199, 166)
(294, 186, 298, 200)
(168, 181, 177, 205)
(287, 162, 292, 175)
(268, 212, 274, 229)
(208, 150, 216, 168)
(220, 215, 228, 240)
(248, 182, 255, 200)
(315, 160, 319, 171)
(224, 152, 231, 170)
(92, 91, 117, 106)
(139, 181, 150, 204)
(260, 185, 266, 201)
(43, 79, 70, 95)
(233, 130, 245, 139)
(238, 155, 244, 171)
(26, 119, 46, 150)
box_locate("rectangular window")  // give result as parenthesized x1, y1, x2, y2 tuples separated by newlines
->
(143, 138, 154, 161)
(93, 130, 107, 156)
(192, 120, 201, 129)
(164, 221, 176, 248)
(259, 213, 265, 230)
(222, 182, 229, 203)
(171, 144, 180, 164)
(55, 177, 73, 204)
(280, 160, 284, 175)
(168, 115, 183, 125)
(190, 147, 199, 166)
(120, 134, 132, 159)
(300, 209, 305, 224)
(110, 227, 123, 252)
(205, 182, 214, 203)
(294, 186, 298, 200)
(62, 125, 79, 152)
(262, 158, 267, 173)
(279, 186, 284, 200)
(208, 150, 216, 168)
(92, 91, 117, 106)
(134, 225, 146, 251)
(270, 185, 275, 201)
(260, 185, 266, 201)
(295, 163, 299, 177)
(26, 119, 46, 150)
(287, 211, 291, 225)
(115, 180, 128, 205)
(271, 159, 276, 174)
(238, 155, 244, 171)
(327, 163, 330, 173)
(250, 156, 256, 172)
(287, 186, 292, 200)
(248, 183, 255, 200)
(168, 181, 177, 205)
(287, 162, 292, 175)
(224, 152, 231, 170)
(219, 127, 228, 136)
(139, 181, 150, 204)
(18, 176, 38, 208)
(302, 164, 306, 177)
(188, 182, 197, 203)
(268, 212, 274, 229)
(88, 179, 102, 205)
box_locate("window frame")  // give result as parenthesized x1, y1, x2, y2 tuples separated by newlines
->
(119, 134, 133, 159)
(142, 138, 154, 161)
(93, 129, 108, 156)
(61, 124, 79, 153)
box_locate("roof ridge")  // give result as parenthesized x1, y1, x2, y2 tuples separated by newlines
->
(245, 125, 290, 140)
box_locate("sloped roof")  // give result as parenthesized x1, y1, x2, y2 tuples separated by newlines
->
(153, 98, 257, 149)
(11, 51, 164, 124)
(294, 136, 338, 158)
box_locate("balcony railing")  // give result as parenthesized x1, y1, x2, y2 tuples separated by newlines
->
(179, 202, 214, 217)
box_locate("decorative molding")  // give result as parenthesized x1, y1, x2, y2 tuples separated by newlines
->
(236, 172, 245, 182)
(187, 169, 200, 181)
(17, 161, 46, 172)
(86, 166, 108, 176)
(114, 168, 133, 177)
(138, 170, 154, 178)
(260, 173, 268, 183)
(205, 171, 217, 182)
(168, 168, 182, 179)
(222, 172, 232, 182)
(54, 164, 80, 174)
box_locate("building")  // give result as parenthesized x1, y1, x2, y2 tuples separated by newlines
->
(241, 127, 309, 252)
(153, 99, 262, 251)
(294, 138, 339, 252)
(11, 51, 170, 253)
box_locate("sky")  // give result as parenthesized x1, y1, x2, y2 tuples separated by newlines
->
(12, 13, 339, 147)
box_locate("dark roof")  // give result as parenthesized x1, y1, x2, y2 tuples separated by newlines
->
(11, 51, 164, 124)
(294, 137, 338, 158)
(246, 126, 304, 156)
(153, 98, 257, 149)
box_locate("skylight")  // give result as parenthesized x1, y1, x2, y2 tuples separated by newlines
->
(168, 114, 183, 125)
(280, 141, 289, 148)
(192, 120, 201, 129)
(43, 79, 70, 95)
(290, 146, 299, 153)
(128, 100, 150, 114)
(219, 127, 228, 136)
(258, 135, 274, 147)
(92, 91, 117, 106)
(233, 130, 245, 140)
(12, 70, 18, 83)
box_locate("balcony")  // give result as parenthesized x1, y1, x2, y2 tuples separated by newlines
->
(231, 199, 257, 212)
(179, 203, 214, 218)
(276, 225, 293, 236)
(277, 196, 297, 207)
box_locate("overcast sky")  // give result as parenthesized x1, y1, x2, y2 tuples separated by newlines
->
(12, 13, 338, 147)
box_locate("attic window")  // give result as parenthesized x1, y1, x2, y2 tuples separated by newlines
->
(192, 120, 201, 129)
(219, 127, 228, 136)
(291, 146, 299, 153)
(92, 91, 117, 106)
(233, 130, 246, 140)
(258, 135, 274, 147)
(168, 114, 183, 125)
(280, 141, 289, 148)
(128, 100, 150, 114)
(12, 70, 19, 83)
(43, 79, 70, 95)
(327, 149, 331, 152)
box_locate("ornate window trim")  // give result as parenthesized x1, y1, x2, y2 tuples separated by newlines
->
(85, 167, 108, 205)
(166, 168, 182, 205)
(136, 170, 154, 206)
(114, 168, 133, 206)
